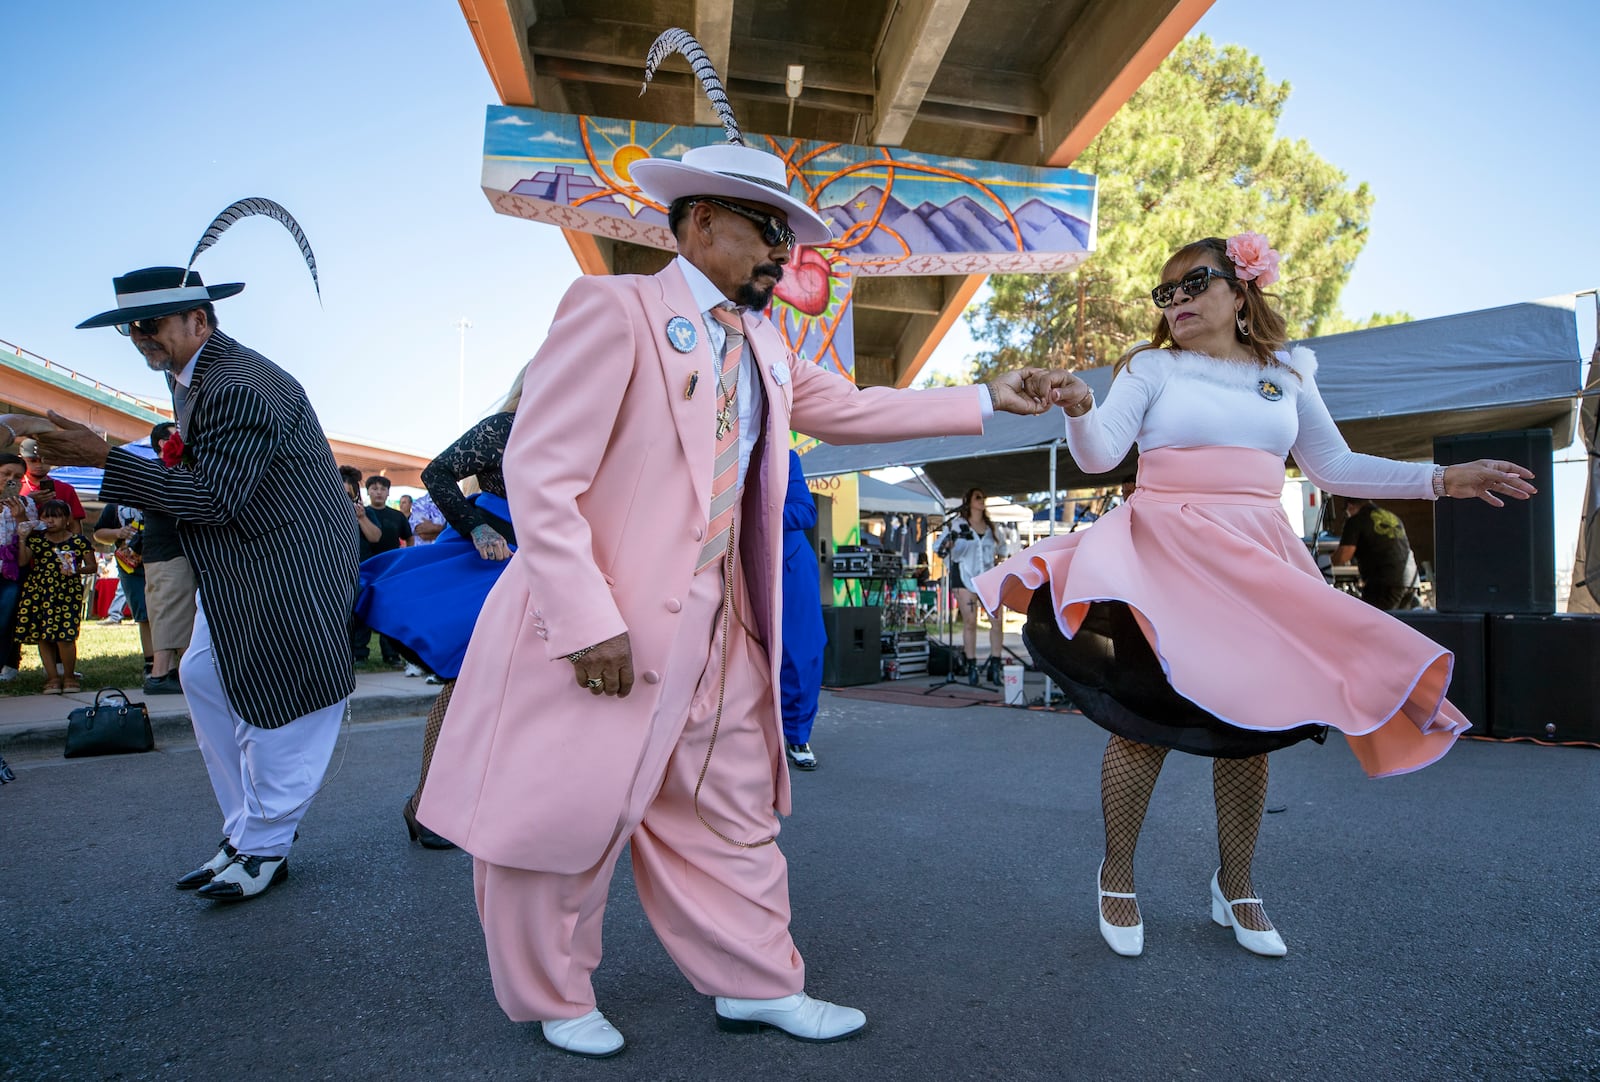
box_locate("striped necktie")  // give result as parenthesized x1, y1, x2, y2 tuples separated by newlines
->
(697, 306, 745, 573)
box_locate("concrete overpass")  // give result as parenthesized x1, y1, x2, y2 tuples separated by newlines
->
(457, 0, 1213, 386)
(0, 337, 431, 487)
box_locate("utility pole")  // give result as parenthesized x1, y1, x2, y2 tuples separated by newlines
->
(453, 318, 472, 430)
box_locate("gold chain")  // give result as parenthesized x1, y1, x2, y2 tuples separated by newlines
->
(693, 519, 776, 848)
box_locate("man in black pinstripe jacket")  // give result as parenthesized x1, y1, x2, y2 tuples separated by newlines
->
(44, 266, 359, 902)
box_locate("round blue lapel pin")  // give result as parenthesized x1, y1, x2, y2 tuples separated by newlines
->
(1257, 378, 1284, 402)
(666, 316, 698, 354)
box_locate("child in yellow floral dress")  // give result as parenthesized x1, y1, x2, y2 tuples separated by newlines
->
(15, 499, 94, 693)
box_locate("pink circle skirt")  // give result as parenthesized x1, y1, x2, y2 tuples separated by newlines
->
(974, 446, 1469, 777)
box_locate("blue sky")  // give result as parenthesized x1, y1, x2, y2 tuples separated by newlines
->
(1, 2, 1594, 565)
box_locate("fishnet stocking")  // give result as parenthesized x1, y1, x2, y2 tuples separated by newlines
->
(1099, 734, 1169, 926)
(1213, 754, 1272, 932)
(410, 679, 455, 806)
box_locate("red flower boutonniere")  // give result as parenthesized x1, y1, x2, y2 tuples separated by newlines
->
(159, 430, 193, 468)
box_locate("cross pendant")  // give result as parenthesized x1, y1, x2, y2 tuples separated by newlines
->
(716, 404, 734, 440)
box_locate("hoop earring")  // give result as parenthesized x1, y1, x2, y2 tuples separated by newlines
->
(1236, 313, 1251, 338)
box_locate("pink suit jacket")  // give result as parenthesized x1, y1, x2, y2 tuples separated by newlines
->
(418, 262, 985, 873)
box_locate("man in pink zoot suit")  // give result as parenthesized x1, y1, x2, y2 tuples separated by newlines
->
(417, 138, 1057, 1059)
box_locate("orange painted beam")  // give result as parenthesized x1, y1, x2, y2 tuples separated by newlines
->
(1047, 0, 1214, 167)
(562, 229, 609, 277)
(458, 0, 535, 107)
(896, 273, 987, 388)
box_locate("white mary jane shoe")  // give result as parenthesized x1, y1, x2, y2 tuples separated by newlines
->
(714, 992, 866, 1042)
(1097, 860, 1144, 957)
(541, 1009, 624, 1058)
(1209, 871, 1287, 957)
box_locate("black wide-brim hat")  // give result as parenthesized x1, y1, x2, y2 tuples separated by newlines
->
(76, 266, 244, 329)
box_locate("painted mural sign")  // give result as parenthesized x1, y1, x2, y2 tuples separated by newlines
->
(481, 105, 1097, 382)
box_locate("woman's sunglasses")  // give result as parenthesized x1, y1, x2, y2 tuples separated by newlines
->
(1151, 267, 1236, 309)
(696, 197, 797, 249)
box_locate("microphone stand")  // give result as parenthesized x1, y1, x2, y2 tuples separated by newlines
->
(926, 517, 966, 694)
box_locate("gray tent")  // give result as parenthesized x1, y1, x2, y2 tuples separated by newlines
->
(854, 474, 945, 515)
(800, 294, 1584, 499)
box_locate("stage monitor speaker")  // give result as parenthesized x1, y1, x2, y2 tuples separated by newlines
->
(1387, 610, 1488, 736)
(1433, 429, 1554, 614)
(821, 605, 882, 687)
(811, 493, 835, 602)
(1486, 614, 1600, 742)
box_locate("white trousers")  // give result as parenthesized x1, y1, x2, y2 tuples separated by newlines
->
(181, 599, 345, 857)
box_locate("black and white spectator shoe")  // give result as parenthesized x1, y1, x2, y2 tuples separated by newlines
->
(175, 841, 238, 890)
(195, 853, 288, 901)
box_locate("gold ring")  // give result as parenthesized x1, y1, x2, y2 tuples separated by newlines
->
(585, 677, 604, 689)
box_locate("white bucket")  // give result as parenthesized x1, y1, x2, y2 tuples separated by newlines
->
(1003, 664, 1025, 705)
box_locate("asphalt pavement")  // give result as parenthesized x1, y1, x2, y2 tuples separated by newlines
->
(1, 688, 1597, 1081)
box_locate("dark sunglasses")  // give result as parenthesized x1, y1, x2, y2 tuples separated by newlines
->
(115, 315, 173, 337)
(1151, 266, 1236, 309)
(696, 197, 797, 249)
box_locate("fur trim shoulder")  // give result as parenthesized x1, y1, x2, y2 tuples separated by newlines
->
(1280, 346, 1317, 380)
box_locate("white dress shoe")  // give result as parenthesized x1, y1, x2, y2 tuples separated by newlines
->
(541, 1010, 624, 1058)
(195, 854, 288, 901)
(1097, 860, 1144, 957)
(714, 992, 865, 1042)
(1210, 870, 1287, 957)
(175, 841, 238, 890)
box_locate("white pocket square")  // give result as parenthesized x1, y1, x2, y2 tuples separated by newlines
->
(770, 361, 791, 386)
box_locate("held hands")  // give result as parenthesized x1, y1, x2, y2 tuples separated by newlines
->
(984, 368, 1058, 415)
(985, 368, 1095, 417)
(37, 411, 110, 469)
(0, 413, 58, 445)
(470, 524, 512, 562)
(570, 631, 634, 698)
(1025, 370, 1094, 417)
(1443, 460, 1537, 507)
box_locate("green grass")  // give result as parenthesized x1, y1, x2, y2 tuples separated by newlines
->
(1, 621, 400, 696)
(5, 620, 147, 695)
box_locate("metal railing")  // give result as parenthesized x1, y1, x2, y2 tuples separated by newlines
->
(0, 336, 167, 414)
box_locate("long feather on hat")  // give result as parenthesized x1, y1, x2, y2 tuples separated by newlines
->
(185, 197, 321, 304)
(640, 28, 743, 146)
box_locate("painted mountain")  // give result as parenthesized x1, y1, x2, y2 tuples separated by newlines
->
(820, 187, 1091, 258)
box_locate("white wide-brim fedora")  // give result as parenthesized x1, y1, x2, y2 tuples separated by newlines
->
(77, 266, 244, 329)
(630, 143, 833, 246)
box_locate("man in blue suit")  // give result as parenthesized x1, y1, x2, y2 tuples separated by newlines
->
(780, 449, 827, 770)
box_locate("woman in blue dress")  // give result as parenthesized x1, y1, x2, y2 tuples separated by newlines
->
(355, 374, 523, 849)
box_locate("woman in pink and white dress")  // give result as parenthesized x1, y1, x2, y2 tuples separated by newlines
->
(976, 233, 1535, 959)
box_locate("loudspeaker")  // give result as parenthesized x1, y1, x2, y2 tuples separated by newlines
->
(927, 638, 963, 676)
(1433, 429, 1555, 614)
(821, 605, 881, 687)
(811, 493, 835, 602)
(1387, 610, 1488, 736)
(1487, 614, 1600, 741)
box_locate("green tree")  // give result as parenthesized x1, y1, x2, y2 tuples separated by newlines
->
(964, 36, 1405, 379)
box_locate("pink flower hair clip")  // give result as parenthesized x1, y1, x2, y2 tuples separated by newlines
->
(1225, 232, 1281, 288)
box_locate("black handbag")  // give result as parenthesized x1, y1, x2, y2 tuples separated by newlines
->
(64, 688, 155, 758)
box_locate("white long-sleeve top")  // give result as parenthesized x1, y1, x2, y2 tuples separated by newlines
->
(1065, 347, 1437, 500)
(937, 516, 1015, 584)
